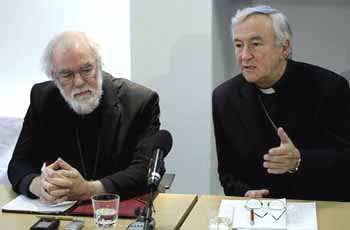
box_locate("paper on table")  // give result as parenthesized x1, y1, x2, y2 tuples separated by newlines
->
(218, 199, 317, 230)
(1, 195, 77, 214)
(287, 203, 317, 230)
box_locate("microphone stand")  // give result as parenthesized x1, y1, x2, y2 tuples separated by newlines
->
(143, 150, 165, 230)
(126, 186, 156, 230)
(143, 187, 156, 230)
(127, 141, 170, 230)
(127, 170, 162, 230)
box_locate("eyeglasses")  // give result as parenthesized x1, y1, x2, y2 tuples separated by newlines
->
(245, 199, 286, 220)
(55, 63, 96, 85)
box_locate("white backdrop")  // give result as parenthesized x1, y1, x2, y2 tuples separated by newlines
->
(0, 0, 131, 117)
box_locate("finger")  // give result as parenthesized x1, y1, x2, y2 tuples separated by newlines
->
(47, 160, 61, 170)
(261, 189, 270, 196)
(44, 168, 66, 180)
(263, 161, 288, 169)
(290, 148, 301, 159)
(48, 177, 73, 187)
(264, 154, 288, 163)
(42, 181, 61, 193)
(277, 127, 290, 144)
(42, 175, 64, 192)
(267, 168, 287, 174)
(55, 169, 78, 179)
(50, 188, 70, 198)
(254, 193, 264, 198)
(40, 187, 59, 203)
(245, 190, 264, 199)
(52, 196, 68, 204)
(56, 158, 74, 170)
(252, 191, 264, 198)
(244, 191, 256, 198)
(41, 178, 53, 190)
(43, 166, 61, 178)
(267, 147, 288, 156)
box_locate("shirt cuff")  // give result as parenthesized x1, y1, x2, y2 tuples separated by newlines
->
(99, 178, 116, 193)
(19, 173, 40, 199)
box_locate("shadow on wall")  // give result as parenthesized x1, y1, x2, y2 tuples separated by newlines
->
(144, 34, 218, 194)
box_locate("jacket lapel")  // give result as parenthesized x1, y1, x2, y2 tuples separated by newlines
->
(99, 78, 121, 159)
(276, 60, 299, 142)
(52, 90, 76, 161)
(236, 81, 266, 151)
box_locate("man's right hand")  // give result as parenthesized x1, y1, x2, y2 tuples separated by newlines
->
(244, 189, 270, 198)
(29, 161, 72, 204)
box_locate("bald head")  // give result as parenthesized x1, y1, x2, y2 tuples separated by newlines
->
(52, 32, 91, 61)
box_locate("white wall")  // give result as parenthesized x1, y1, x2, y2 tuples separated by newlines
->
(253, 0, 350, 76)
(131, 0, 214, 195)
(0, 0, 131, 117)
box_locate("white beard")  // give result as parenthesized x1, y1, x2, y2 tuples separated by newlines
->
(57, 71, 103, 115)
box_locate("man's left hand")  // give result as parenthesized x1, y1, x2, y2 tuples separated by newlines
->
(263, 127, 301, 174)
(54, 158, 105, 200)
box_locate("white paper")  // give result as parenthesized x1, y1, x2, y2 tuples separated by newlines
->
(287, 203, 317, 230)
(1, 195, 77, 214)
(218, 199, 317, 230)
(232, 199, 287, 230)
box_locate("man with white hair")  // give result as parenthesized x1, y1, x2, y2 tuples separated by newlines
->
(213, 5, 350, 201)
(8, 31, 161, 203)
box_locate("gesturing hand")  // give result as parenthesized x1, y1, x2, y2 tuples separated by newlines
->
(263, 127, 301, 174)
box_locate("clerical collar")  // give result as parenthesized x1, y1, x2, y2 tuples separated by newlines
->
(259, 87, 276, 94)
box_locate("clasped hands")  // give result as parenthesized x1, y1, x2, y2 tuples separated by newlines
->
(245, 127, 301, 199)
(29, 158, 104, 204)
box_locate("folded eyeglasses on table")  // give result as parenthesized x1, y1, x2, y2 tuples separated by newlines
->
(245, 199, 287, 220)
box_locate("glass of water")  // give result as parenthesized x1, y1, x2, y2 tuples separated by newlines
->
(208, 216, 232, 230)
(91, 193, 120, 230)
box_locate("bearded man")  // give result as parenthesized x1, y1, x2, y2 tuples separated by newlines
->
(8, 31, 161, 203)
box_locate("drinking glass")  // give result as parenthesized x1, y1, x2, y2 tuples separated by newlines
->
(91, 193, 120, 230)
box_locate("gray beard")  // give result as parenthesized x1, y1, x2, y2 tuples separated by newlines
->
(56, 71, 103, 115)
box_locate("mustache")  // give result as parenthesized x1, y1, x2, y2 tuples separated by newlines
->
(71, 85, 93, 98)
(55, 71, 103, 115)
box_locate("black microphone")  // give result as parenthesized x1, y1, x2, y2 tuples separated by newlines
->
(127, 130, 172, 230)
(147, 130, 172, 189)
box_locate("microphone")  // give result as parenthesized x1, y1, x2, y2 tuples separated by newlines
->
(127, 130, 172, 230)
(147, 130, 173, 189)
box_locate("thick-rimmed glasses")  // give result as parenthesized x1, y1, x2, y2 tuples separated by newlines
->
(55, 63, 96, 85)
(245, 199, 286, 220)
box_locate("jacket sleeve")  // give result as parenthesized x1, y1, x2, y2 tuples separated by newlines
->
(102, 91, 161, 199)
(212, 90, 250, 196)
(7, 84, 44, 197)
(296, 77, 350, 191)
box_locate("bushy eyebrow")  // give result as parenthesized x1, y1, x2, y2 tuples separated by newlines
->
(80, 62, 94, 69)
(58, 69, 72, 75)
(58, 62, 93, 74)
(251, 36, 264, 42)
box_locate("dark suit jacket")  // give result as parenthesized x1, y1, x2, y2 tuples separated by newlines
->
(212, 60, 350, 201)
(8, 72, 160, 199)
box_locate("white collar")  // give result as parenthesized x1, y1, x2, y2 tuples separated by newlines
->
(259, 87, 275, 94)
